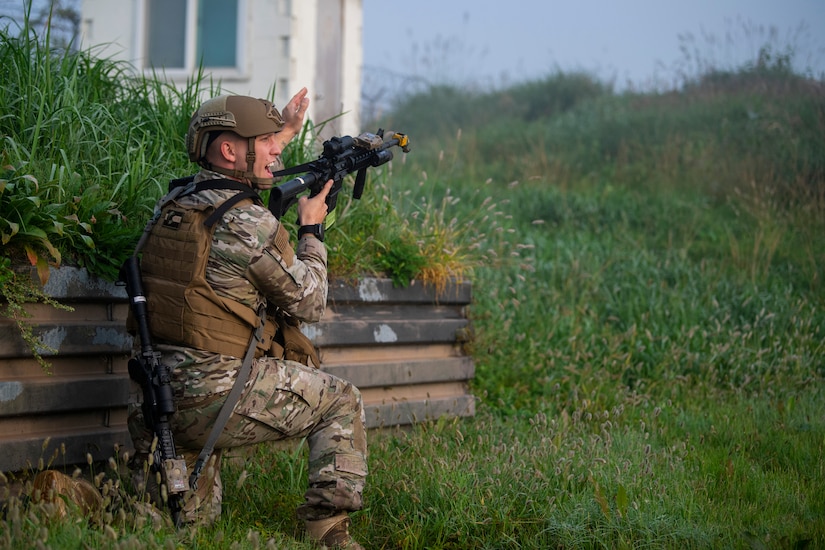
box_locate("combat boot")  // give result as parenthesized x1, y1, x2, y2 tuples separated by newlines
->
(305, 512, 365, 549)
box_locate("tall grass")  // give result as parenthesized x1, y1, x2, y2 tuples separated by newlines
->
(0, 12, 202, 281)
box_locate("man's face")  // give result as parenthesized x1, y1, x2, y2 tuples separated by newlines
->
(251, 132, 283, 184)
(214, 131, 283, 188)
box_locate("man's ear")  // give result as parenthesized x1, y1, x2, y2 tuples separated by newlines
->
(219, 139, 236, 162)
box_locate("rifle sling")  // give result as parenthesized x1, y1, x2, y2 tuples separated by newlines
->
(188, 303, 267, 490)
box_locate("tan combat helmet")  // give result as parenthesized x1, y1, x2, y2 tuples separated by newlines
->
(186, 95, 285, 186)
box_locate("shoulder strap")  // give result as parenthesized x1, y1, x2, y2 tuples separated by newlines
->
(191, 180, 262, 228)
(172, 177, 263, 228)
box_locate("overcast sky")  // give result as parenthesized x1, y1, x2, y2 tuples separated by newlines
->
(362, 0, 825, 91)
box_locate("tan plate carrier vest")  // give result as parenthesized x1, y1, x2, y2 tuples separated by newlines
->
(133, 182, 319, 366)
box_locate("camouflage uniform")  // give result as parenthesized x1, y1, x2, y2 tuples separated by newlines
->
(128, 169, 368, 524)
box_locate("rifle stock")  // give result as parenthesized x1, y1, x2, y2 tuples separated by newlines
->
(268, 129, 410, 221)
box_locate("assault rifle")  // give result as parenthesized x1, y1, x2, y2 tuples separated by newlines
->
(120, 256, 189, 527)
(268, 129, 410, 221)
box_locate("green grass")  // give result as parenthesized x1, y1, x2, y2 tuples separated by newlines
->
(5, 388, 822, 548)
(2, 6, 825, 549)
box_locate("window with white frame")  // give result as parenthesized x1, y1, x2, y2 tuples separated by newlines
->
(143, 0, 241, 71)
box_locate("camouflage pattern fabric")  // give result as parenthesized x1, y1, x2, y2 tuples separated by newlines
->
(128, 443, 224, 526)
(129, 170, 367, 523)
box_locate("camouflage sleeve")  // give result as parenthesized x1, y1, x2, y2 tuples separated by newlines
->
(244, 208, 329, 323)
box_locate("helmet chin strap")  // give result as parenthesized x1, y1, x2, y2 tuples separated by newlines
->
(201, 136, 277, 189)
(200, 163, 277, 189)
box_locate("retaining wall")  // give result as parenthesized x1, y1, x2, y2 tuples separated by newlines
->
(0, 268, 474, 473)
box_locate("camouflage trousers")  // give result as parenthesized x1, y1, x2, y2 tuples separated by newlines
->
(128, 356, 368, 523)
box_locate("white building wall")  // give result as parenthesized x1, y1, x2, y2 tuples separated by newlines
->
(79, 0, 362, 136)
(342, 0, 363, 132)
(291, 0, 319, 124)
(80, 0, 139, 65)
(242, 0, 292, 110)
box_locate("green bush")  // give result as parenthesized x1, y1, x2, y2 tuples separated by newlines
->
(0, 16, 198, 281)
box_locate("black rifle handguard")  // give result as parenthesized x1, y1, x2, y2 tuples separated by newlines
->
(268, 129, 410, 221)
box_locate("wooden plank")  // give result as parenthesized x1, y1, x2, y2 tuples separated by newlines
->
(0, 356, 129, 380)
(364, 395, 476, 428)
(0, 321, 133, 358)
(361, 382, 469, 404)
(320, 343, 462, 365)
(0, 376, 131, 416)
(322, 303, 467, 321)
(0, 428, 130, 473)
(304, 318, 469, 347)
(322, 357, 474, 388)
(6, 302, 128, 322)
(25, 270, 471, 306)
(329, 278, 472, 305)
(25, 266, 128, 301)
(0, 408, 129, 438)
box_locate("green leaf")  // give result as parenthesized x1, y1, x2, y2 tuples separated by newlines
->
(20, 226, 48, 239)
(80, 234, 95, 249)
(2, 221, 20, 240)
